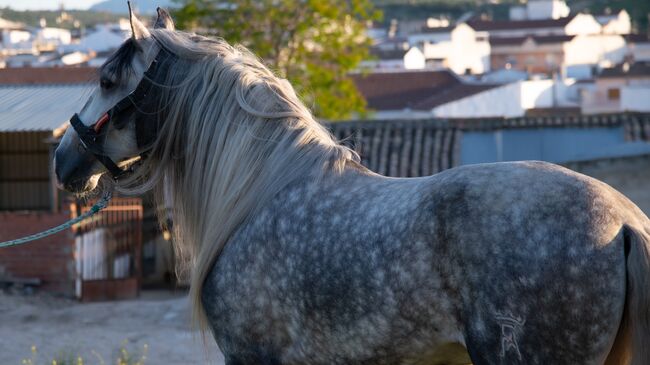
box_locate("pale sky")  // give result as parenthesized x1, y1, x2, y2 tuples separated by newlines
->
(0, 0, 104, 11)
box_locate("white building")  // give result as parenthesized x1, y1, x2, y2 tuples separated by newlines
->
(35, 27, 72, 49)
(563, 34, 627, 77)
(626, 34, 650, 62)
(431, 79, 578, 118)
(2, 29, 31, 47)
(410, 23, 490, 75)
(361, 47, 425, 70)
(526, 0, 570, 20)
(581, 62, 650, 114)
(0, 17, 32, 54)
(352, 69, 501, 119)
(67, 24, 128, 53)
(596, 10, 631, 35)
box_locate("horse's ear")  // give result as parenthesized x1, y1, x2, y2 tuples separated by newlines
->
(154, 7, 175, 31)
(128, 1, 150, 40)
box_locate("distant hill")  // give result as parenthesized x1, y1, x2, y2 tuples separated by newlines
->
(90, 0, 175, 14)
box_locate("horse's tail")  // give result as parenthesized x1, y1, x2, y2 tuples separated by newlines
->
(613, 226, 650, 365)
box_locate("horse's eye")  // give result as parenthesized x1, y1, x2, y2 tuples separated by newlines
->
(100, 77, 115, 90)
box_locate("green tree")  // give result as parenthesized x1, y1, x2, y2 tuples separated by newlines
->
(173, 0, 381, 120)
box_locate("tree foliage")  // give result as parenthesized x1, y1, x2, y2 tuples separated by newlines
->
(173, 0, 381, 120)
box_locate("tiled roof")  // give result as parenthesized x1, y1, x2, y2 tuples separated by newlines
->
(328, 119, 461, 177)
(490, 34, 574, 46)
(418, 26, 454, 34)
(525, 106, 582, 116)
(414, 83, 500, 110)
(351, 70, 460, 110)
(351, 70, 499, 111)
(599, 62, 650, 78)
(625, 33, 650, 44)
(326, 113, 650, 177)
(0, 67, 97, 85)
(467, 14, 575, 32)
(370, 48, 408, 60)
(0, 84, 91, 132)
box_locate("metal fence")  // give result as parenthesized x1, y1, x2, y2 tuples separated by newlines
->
(71, 196, 143, 301)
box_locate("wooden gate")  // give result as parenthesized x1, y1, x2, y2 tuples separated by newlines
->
(71, 196, 143, 302)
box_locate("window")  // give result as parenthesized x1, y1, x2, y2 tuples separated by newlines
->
(607, 88, 620, 101)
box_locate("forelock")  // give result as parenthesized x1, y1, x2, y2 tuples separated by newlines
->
(99, 38, 139, 83)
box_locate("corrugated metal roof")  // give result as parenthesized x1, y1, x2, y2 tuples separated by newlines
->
(0, 84, 92, 133)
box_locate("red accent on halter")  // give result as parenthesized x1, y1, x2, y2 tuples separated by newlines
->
(93, 113, 110, 133)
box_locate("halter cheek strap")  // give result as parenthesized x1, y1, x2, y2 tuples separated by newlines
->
(68, 46, 174, 181)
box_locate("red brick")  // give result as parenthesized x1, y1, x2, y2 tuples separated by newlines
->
(0, 211, 75, 296)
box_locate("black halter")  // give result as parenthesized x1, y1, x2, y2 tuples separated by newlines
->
(69, 46, 174, 181)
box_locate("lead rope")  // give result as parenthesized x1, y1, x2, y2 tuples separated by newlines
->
(0, 191, 113, 248)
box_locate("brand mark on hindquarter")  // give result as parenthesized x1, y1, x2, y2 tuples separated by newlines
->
(495, 311, 525, 361)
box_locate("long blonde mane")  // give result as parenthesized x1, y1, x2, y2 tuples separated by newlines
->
(116, 29, 359, 333)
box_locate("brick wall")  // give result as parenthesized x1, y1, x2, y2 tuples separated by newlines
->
(0, 210, 75, 296)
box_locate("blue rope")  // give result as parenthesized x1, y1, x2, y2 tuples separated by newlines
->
(0, 191, 113, 248)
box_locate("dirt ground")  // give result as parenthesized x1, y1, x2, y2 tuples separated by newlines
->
(0, 290, 223, 365)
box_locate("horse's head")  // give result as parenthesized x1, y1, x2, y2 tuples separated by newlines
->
(54, 5, 175, 193)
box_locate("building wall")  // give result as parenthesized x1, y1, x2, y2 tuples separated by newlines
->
(628, 42, 650, 62)
(460, 126, 629, 165)
(418, 24, 489, 74)
(447, 24, 490, 74)
(582, 77, 650, 114)
(600, 11, 631, 35)
(563, 34, 626, 67)
(432, 80, 564, 118)
(621, 87, 650, 112)
(404, 47, 425, 69)
(407, 31, 451, 50)
(491, 44, 564, 74)
(2, 29, 31, 48)
(526, 0, 570, 20)
(0, 210, 75, 295)
(565, 14, 602, 36)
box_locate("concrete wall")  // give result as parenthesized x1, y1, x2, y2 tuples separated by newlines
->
(621, 86, 650, 112)
(565, 155, 650, 216)
(461, 126, 629, 165)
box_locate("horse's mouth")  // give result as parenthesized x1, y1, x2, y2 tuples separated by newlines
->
(61, 174, 101, 194)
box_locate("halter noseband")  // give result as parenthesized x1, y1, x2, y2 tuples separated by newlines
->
(69, 45, 174, 181)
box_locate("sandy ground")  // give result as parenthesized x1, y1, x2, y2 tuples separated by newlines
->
(0, 290, 224, 365)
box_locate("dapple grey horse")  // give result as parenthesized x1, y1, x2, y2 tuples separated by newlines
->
(54, 7, 649, 365)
